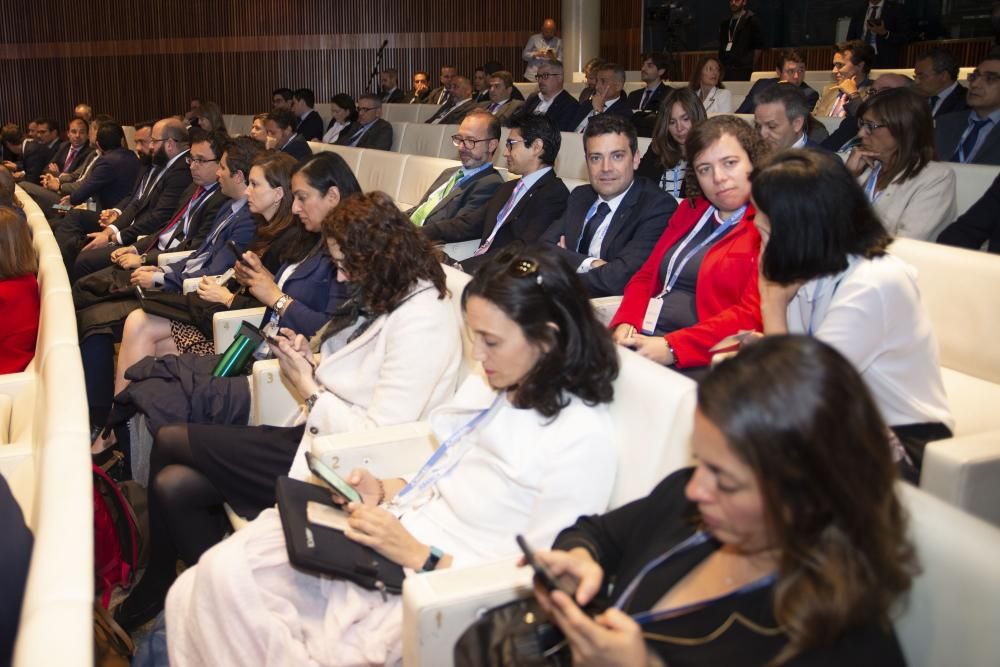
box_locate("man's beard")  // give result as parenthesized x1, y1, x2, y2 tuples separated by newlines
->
(151, 145, 169, 167)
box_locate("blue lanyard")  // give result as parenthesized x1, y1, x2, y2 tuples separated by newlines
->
(612, 531, 776, 626)
(658, 205, 746, 297)
(671, 164, 683, 198)
(863, 162, 883, 204)
(388, 392, 504, 509)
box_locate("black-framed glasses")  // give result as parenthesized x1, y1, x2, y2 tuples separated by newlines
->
(504, 138, 525, 150)
(357, 106, 379, 112)
(150, 136, 166, 144)
(452, 135, 492, 149)
(857, 118, 887, 134)
(186, 156, 219, 165)
(969, 70, 1000, 84)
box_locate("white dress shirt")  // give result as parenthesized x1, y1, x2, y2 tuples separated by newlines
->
(578, 182, 634, 272)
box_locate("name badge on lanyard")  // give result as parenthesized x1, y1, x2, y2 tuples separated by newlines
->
(640, 205, 746, 335)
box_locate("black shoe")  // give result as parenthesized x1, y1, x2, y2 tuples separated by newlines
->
(113, 577, 170, 633)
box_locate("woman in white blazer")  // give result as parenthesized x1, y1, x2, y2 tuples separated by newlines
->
(845, 87, 957, 240)
(113, 192, 464, 631)
(158, 245, 622, 667)
(689, 55, 733, 113)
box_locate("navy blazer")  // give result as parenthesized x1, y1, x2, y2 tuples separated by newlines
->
(517, 90, 581, 132)
(540, 176, 676, 297)
(938, 172, 1000, 253)
(267, 249, 347, 338)
(143, 185, 227, 264)
(935, 111, 1000, 165)
(933, 84, 969, 118)
(571, 92, 634, 129)
(296, 110, 325, 141)
(627, 83, 669, 112)
(281, 135, 314, 162)
(50, 141, 94, 175)
(20, 139, 63, 184)
(163, 199, 256, 292)
(68, 148, 142, 210)
(734, 78, 820, 114)
(847, 2, 907, 68)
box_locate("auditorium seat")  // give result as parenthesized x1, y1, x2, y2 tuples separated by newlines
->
(355, 148, 407, 200)
(390, 121, 407, 151)
(951, 163, 1000, 217)
(398, 124, 450, 158)
(395, 155, 462, 209)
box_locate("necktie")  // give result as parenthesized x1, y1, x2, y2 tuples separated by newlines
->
(410, 169, 463, 226)
(928, 95, 940, 113)
(143, 186, 204, 252)
(640, 89, 652, 111)
(578, 202, 611, 254)
(474, 180, 526, 256)
(63, 145, 78, 172)
(430, 99, 456, 124)
(489, 102, 500, 114)
(348, 124, 369, 147)
(954, 119, 992, 163)
(829, 92, 847, 118)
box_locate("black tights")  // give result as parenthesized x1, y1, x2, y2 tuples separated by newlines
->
(129, 424, 229, 603)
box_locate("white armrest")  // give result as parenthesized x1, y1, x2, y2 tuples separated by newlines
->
(250, 358, 310, 426)
(310, 421, 437, 479)
(921, 429, 1000, 527)
(590, 296, 622, 328)
(213, 307, 266, 353)
(182, 277, 200, 294)
(442, 240, 481, 263)
(402, 557, 533, 667)
(157, 250, 194, 268)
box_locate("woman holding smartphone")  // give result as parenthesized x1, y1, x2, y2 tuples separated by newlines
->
(532, 336, 913, 666)
(157, 242, 620, 666)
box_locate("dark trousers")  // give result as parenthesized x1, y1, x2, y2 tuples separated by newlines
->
(54, 209, 101, 276)
(73, 246, 117, 284)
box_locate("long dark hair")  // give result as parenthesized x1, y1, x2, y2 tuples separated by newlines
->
(651, 87, 707, 169)
(753, 149, 890, 285)
(699, 336, 915, 666)
(462, 246, 618, 419)
(283, 152, 363, 262)
(855, 87, 935, 190)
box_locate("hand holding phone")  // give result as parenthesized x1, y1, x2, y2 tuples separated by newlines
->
(226, 240, 245, 263)
(517, 535, 580, 600)
(305, 452, 363, 505)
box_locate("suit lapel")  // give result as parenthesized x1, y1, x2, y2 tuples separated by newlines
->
(437, 167, 490, 211)
(599, 181, 641, 254)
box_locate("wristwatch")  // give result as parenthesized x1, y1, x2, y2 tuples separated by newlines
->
(304, 387, 327, 411)
(272, 293, 292, 315)
(420, 545, 444, 572)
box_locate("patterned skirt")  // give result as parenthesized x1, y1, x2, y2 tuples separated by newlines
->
(169, 320, 216, 356)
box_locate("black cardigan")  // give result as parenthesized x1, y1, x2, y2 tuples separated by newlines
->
(552, 469, 907, 667)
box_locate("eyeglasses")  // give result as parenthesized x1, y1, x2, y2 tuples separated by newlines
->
(186, 156, 219, 165)
(452, 135, 492, 149)
(150, 136, 166, 144)
(857, 119, 887, 133)
(969, 70, 1000, 84)
(504, 138, 525, 150)
(357, 106, 379, 112)
(535, 73, 562, 80)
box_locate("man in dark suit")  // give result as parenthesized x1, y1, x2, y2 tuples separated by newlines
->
(847, 0, 908, 68)
(542, 114, 675, 297)
(627, 53, 670, 112)
(271, 87, 293, 110)
(408, 110, 504, 229)
(426, 65, 458, 107)
(719, 0, 765, 81)
(516, 60, 580, 132)
(935, 54, 1000, 165)
(405, 71, 431, 104)
(476, 71, 524, 125)
(18, 118, 63, 185)
(73, 128, 226, 282)
(472, 66, 490, 104)
(422, 114, 569, 274)
(54, 118, 187, 275)
(572, 62, 634, 133)
(735, 49, 820, 114)
(291, 88, 324, 141)
(915, 48, 969, 119)
(938, 172, 1000, 253)
(336, 94, 393, 150)
(426, 77, 477, 125)
(379, 68, 406, 104)
(754, 84, 823, 152)
(62, 123, 141, 213)
(20, 116, 93, 209)
(265, 108, 312, 161)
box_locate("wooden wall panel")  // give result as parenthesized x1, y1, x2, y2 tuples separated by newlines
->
(0, 0, 559, 127)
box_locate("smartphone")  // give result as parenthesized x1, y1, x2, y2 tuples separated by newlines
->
(516, 534, 578, 599)
(304, 451, 362, 504)
(51, 203, 72, 211)
(226, 240, 245, 263)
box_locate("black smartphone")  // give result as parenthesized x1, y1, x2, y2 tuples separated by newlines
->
(516, 534, 578, 599)
(226, 240, 245, 263)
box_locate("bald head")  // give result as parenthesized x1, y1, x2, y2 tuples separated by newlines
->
(873, 73, 912, 93)
(153, 117, 189, 160)
(542, 18, 557, 39)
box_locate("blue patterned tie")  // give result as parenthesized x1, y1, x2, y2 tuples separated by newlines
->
(954, 119, 992, 163)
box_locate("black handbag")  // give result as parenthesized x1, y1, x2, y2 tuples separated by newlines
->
(275, 476, 406, 595)
(453, 596, 571, 667)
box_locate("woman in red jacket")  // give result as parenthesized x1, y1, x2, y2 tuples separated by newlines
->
(610, 115, 766, 371)
(0, 208, 39, 373)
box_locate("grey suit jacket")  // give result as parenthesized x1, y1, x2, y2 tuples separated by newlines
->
(476, 99, 524, 125)
(935, 110, 1000, 165)
(335, 118, 393, 151)
(428, 100, 477, 126)
(406, 165, 505, 230)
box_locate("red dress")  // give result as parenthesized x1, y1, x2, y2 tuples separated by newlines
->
(610, 197, 762, 368)
(0, 274, 40, 373)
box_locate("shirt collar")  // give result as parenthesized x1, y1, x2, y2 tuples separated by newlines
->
(595, 180, 634, 213)
(538, 89, 562, 103)
(792, 133, 808, 149)
(517, 166, 551, 191)
(937, 81, 959, 100)
(972, 107, 1000, 124)
(164, 148, 190, 171)
(460, 162, 492, 181)
(299, 109, 312, 120)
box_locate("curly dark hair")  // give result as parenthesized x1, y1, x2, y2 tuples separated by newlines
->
(322, 191, 446, 316)
(683, 114, 769, 202)
(462, 245, 618, 419)
(699, 336, 916, 666)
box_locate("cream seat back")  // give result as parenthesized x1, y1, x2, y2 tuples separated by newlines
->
(414, 104, 443, 123)
(307, 141, 363, 175)
(356, 150, 407, 200)
(437, 124, 461, 160)
(812, 115, 843, 135)
(399, 123, 448, 158)
(383, 104, 422, 123)
(950, 163, 999, 217)
(555, 131, 588, 181)
(390, 122, 407, 151)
